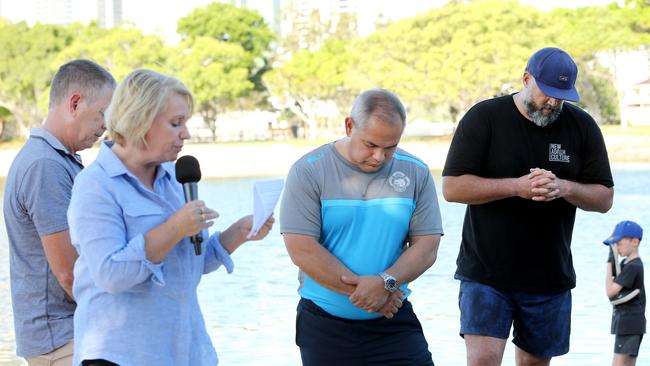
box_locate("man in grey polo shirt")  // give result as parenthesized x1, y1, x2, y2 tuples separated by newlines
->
(3, 59, 114, 366)
(281, 88, 443, 365)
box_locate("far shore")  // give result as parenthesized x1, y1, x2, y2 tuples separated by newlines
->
(0, 132, 648, 178)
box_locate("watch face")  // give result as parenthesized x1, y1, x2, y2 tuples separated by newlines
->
(386, 278, 397, 291)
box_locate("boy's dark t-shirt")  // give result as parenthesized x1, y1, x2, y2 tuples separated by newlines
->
(611, 257, 646, 335)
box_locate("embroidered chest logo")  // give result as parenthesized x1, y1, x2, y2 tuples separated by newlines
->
(388, 171, 410, 192)
(549, 143, 570, 163)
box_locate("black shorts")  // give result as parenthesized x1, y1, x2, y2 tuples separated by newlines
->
(296, 298, 434, 366)
(614, 334, 643, 357)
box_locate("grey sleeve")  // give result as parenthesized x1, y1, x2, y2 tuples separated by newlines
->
(409, 169, 443, 237)
(23, 159, 73, 236)
(279, 161, 322, 238)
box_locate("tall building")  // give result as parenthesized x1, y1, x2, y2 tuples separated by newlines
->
(35, 0, 74, 25)
(0, 0, 121, 27)
(97, 0, 122, 28)
(279, 0, 442, 53)
(228, 0, 282, 34)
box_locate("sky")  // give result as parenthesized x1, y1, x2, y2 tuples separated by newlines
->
(0, 0, 624, 43)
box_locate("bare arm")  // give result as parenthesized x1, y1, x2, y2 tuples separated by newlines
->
(283, 233, 357, 296)
(552, 179, 613, 213)
(41, 230, 78, 300)
(144, 200, 217, 263)
(344, 234, 441, 313)
(219, 215, 275, 254)
(442, 174, 534, 205)
(605, 261, 623, 298)
(444, 170, 613, 213)
(529, 169, 613, 213)
(386, 234, 441, 284)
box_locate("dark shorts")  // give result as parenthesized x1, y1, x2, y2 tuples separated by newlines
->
(296, 298, 434, 366)
(614, 334, 643, 357)
(457, 277, 572, 358)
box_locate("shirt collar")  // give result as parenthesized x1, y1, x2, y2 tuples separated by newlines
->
(96, 141, 173, 182)
(30, 127, 83, 165)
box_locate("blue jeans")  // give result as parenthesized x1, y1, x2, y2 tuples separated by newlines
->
(457, 276, 572, 358)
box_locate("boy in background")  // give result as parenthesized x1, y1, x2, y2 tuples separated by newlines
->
(604, 220, 645, 366)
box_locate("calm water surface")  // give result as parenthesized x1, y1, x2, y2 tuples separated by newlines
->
(1, 169, 649, 365)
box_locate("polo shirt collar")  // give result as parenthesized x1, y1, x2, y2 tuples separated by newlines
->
(30, 127, 82, 165)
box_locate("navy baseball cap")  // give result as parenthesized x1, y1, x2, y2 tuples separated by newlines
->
(603, 220, 644, 245)
(526, 47, 580, 102)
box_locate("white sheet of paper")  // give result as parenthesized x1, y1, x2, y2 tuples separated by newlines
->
(247, 178, 284, 239)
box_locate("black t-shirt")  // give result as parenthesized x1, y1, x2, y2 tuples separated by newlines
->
(611, 257, 646, 335)
(443, 94, 614, 292)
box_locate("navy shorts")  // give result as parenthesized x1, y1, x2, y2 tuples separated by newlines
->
(296, 298, 434, 366)
(614, 334, 643, 357)
(458, 278, 572, 358)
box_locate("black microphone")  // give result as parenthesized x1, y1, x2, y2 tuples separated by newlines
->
(175, 155, 203, 255)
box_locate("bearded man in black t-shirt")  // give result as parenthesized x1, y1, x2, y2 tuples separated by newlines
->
(442, 47, 614, 366)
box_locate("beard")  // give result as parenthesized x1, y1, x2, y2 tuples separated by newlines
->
(523, 96, 563, 127)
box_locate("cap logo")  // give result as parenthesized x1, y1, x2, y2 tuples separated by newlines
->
(559, 75, 568, 81)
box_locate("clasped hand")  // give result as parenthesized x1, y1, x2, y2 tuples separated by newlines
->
(341, 275, 405, 319)
(518, 168, 565, 202)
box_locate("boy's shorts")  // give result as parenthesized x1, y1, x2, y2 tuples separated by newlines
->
(614, 334, 643, 357)
(457, 276, 572, 358)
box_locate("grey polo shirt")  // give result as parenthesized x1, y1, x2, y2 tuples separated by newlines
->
(280, 142, 443, 319)
(3, 128, 82, 357)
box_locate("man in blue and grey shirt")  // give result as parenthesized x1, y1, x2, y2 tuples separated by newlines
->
(3, 59, 114, 366)
(281, 88, 443, 365)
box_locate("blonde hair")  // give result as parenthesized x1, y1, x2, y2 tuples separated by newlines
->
(106, 69, 194, 147)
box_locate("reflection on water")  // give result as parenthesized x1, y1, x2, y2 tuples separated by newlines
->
(1, 170, 649, 365)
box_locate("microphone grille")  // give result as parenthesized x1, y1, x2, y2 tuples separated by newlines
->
(175, 155, 201, 183)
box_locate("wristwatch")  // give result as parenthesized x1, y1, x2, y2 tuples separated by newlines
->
(379, 272, 398, 293)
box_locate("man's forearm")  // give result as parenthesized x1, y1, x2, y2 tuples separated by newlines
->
(443, 175, 520, 205)
(560, 180, 613, 213)
(284, 234, 357, 295)
(385, 235, 441, 285)
(41, 230, 78, 301)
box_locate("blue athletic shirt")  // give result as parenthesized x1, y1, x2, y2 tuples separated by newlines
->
(280, 142, 443, 319)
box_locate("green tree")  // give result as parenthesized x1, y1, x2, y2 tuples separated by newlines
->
(177, 2, 274, 91)
(267, 8, 360, 136)
(265, 39, 355, 137)
(352, 0, 551, 125)
(352, 0, 649, 126)
(171, 37, 253, 142)
(0, 21, 76, 137)
(575, 62, 620, 125)
(268, 0, 649, 130)
(552, 4, 650, 57)
(0, 105, 13, 140)
(54, 23, 170, 81)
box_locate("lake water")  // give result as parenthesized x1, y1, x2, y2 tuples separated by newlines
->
(1, 169, 649, 366)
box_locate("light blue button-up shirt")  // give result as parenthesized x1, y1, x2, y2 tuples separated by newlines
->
(68, 142, 234, 366)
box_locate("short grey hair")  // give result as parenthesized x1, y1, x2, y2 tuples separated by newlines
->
(349, 88, 406, 128)
(106, 69, 194, 147)
(49, 59, 115, 108)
